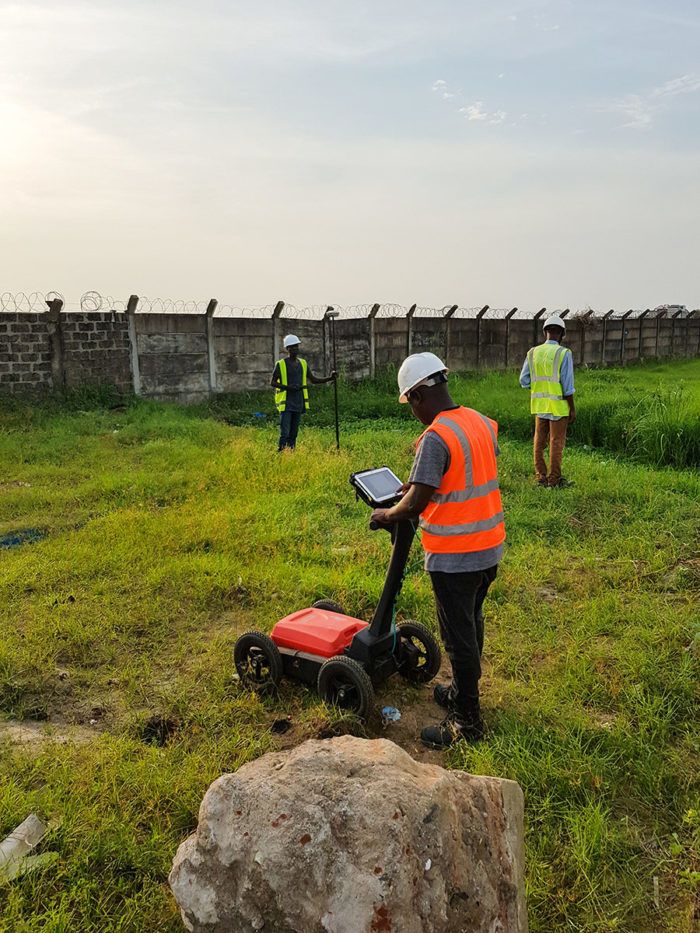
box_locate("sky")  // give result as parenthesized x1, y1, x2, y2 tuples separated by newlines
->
(1, 0, 699, 311)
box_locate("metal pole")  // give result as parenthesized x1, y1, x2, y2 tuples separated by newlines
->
(325, 307, 340, 451)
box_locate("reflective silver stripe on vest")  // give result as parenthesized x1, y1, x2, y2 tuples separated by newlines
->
(432, 477, 500, 504)
(420, 511, 505, 535)
(476, 412, 498, 451)
(531, 391, 563, 401)
(429, 412, 500, 504)
(551, 346, 564, 379)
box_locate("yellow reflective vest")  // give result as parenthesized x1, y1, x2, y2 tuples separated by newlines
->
(275, 358, 309, 412)
(528, 343, 570, 417)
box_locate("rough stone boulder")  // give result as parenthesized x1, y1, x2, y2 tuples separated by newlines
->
(169, 736, 527, 933)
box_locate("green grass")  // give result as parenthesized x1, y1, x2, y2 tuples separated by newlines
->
(1, 361, 699, 931)
(209, 358, 700, 469)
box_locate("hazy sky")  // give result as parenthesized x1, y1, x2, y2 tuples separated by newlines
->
(2, 1, 699, 310)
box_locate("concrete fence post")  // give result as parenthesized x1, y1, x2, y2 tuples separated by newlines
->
(601, 310, 614, 366)
(205, 299, 218, 393)
(368, 303, 380, 378)
(504, 307, 518, 368)
(559, 309, 570, 359)
(692, 309, 700, 357)
(671, 307, 684, 357)
(475, 305, 489, 369)
(405, 304, 417, 356)
(533, 308, 547, 348)
(577, 310, 593, 365)
(637, 310, 650, 360)
(444, 304, 458, 366)
(620, 309, 634, 365)
(322, 306, 334, 372)
(654, 309, 663, 358)
(44, 296, 65, 390)
(125, 294, 141, 395)
(271, 300, 285, 366)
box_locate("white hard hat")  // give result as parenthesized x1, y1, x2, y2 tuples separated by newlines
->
(543, 314, 566, 332)
(283, 334, 301, 348)
(398, 352, 449, 403)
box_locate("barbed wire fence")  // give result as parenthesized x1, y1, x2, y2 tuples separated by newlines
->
(1, 291, 696, 320)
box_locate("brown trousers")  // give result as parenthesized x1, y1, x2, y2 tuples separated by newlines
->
(534, 417, 568, 486)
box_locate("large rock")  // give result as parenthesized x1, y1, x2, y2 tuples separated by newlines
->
(169, 736, 527, 933)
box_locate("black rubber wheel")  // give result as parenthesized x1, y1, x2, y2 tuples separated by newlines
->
(317, 656, 375, 719)
(312, 599, 346, 614)
(234, 632, 283, 695)
(396, 621, 442, 684)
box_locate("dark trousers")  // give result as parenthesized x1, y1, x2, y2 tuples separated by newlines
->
(279, 410, 302, 450)
(429, 565, 498, 716)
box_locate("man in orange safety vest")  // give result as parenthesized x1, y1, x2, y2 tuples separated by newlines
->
(371, 352, 505, 750)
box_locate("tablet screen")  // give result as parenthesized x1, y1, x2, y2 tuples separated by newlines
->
(352, 468, 403, 505)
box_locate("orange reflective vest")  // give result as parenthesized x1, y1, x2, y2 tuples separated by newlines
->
(417, 407, 505, 555)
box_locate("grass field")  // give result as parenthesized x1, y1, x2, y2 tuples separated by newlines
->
(1, 360, 699, 931)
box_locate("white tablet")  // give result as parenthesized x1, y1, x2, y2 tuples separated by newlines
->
(350, 467, 404, 507)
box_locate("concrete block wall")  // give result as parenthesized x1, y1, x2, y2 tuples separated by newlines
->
(1, 305, 699, 403)
(0, 313, 53, 392)
(334, 318, 371, 380)
(374, 318, 408, 369)
(135, 313, 210, 403)
(214, 318, 273, 392)
(61, 313, 132, 391)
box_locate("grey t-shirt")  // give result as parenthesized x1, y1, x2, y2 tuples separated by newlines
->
(408, 423, 503, 573)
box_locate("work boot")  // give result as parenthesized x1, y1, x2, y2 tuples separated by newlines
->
(420, 711, 485, 750)
(537, 478, 548, 487)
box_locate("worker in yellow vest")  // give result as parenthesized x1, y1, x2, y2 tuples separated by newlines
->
(520, 314, 576, 488)
(270, 335, 336, 451)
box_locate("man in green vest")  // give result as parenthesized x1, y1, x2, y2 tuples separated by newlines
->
(520, 314, 576, 487)
(270, 335, 336, 451)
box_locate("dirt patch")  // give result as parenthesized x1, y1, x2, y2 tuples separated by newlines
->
(268, 661, 455, 765)
(0, 718, 97, 750)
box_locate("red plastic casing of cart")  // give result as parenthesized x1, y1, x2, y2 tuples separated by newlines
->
(272, 608, 368, 659)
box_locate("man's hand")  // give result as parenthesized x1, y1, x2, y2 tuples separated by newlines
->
(370, 508, 394, 526)
(568, 409, 576, 425)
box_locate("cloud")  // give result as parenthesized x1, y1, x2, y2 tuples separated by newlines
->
(436, 80, 507, 127)
(652, 74, 700, 99)
(598, 73, 700, 129)
(460, 102, 488, 121)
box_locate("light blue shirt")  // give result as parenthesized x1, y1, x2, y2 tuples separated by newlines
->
(519, 340, 575, 421)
